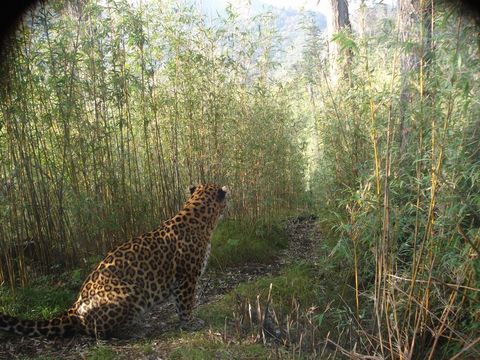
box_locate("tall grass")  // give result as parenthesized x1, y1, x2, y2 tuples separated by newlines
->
(0, 0, 307, 284)
(305, 2, 480, 358)
(0, 0, 478, 357)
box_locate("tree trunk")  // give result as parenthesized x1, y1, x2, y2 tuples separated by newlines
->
(329, 0, 352, 83)
(398, 0, 432, 157)
(399, 0, 420, 157)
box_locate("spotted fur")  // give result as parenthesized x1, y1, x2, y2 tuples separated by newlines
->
(0, 184, 228, 338)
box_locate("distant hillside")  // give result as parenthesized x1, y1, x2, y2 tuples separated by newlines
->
(269, 5, 327, 73)
(197, 0, 327, 74)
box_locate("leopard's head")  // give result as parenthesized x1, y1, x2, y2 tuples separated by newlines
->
(187, 184, 228, 221)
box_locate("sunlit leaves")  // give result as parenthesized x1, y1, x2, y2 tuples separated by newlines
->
(0, 0, 307, 283)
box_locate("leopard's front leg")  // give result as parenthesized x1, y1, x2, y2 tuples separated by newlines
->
(173, 275, 205, 330)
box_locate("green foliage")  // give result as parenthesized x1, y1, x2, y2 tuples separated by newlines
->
(0, 280, 75, 320)
(87, 345, 118, 360)
(235, 263, 318, 310)
(134, 341, 156, 356)
(169, 333, 273, 359)
(198, 263, 319, 328)
(0, 0, 308, 283)
(332, 31, 359, 54)
(0, 0, 478, 358)
(303, 1, 480, 357)
(209, 218, 288, 269)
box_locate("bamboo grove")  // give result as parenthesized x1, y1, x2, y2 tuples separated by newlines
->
(0, 0, 306, 284)
(0, 0, 479, 357)
(302, 2, 480, 357)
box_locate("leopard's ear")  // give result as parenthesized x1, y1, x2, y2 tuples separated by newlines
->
(217, 186, 228, 201)
(189, 185, 196, 195)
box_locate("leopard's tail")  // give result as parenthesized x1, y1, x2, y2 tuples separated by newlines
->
(0, 311, 79, 337)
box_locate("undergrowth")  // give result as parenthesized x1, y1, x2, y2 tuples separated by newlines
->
(169, 332, 277, 359)
(304, 2, 480, 358)
(209, 218, 288, 269)
(198, 263, 320, 328)
(87, 345, 118, 360)
(197, 259, 357, 358)
(0, 272, 80, 320)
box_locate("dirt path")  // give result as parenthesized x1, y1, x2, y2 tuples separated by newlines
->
(0, 216, 320, 360)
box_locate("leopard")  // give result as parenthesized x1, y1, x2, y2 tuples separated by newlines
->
(0, 183, 228, 338)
